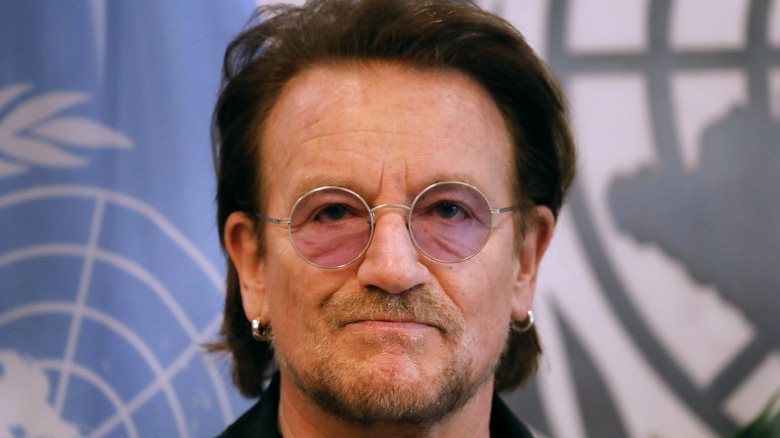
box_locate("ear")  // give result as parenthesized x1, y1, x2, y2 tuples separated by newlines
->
(224, 211, 269, 325)
(510, 206, 555, 322)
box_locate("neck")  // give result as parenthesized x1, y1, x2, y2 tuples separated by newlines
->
(276, 372, 495, 438)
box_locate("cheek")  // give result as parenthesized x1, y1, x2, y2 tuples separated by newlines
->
(261, 237, 311, 339)
(442, 243, 519, 347)
(471, 268, 516, 365)
(262, 242, 355, 334)
(434, 258, 515, 330)
(434, 263, 514, 378)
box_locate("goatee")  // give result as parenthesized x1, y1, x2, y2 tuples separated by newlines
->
(273, 285, 500, 426)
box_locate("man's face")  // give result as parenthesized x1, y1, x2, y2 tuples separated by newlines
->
(249, 63, 536, 424)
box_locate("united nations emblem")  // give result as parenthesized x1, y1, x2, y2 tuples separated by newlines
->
(485, 1, 780, 437)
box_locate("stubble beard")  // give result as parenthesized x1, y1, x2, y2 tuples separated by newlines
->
(272, 287, 503, 426)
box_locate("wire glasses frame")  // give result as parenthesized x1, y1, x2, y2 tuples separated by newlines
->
(257, 181, 520, 269)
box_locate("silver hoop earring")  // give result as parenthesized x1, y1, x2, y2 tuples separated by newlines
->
(511, 310, 535, 333)
(251, 318, 271, 342)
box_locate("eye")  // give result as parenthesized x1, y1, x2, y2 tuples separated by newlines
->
(433, 202, 462, 220)
(422, 201, 474, 222)
(314, 204, 349, 222)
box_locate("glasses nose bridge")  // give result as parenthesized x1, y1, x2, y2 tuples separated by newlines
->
(366, 203, 415, 256)
(369, 203, 412, 223)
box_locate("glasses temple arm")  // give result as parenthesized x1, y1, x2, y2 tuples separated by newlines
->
(491, 205, 521, 215)
(256, 213, 291, 225)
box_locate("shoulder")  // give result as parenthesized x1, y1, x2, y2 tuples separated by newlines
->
(490, 393, 535, 438)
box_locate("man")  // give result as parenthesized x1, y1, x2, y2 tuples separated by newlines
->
(210, 0, 575, 436)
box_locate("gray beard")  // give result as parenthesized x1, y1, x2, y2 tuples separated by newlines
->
(272, 286, 502, 426)
(280, 340, 476, 426)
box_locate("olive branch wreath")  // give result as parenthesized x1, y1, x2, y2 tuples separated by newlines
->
(0, 83, 132, 179)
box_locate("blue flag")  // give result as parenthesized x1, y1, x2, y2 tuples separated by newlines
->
(0, 2, 255, 436)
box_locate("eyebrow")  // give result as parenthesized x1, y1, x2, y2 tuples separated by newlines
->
(290, 176, 367, 202)
(286, 172, 484, 206)
(417, 173, 479, 191)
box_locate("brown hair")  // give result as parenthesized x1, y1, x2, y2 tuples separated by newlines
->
(211, 0, 576, 397)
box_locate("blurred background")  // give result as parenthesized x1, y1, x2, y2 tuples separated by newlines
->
(1, 1, 777, 436)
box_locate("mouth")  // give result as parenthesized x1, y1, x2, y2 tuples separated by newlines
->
(343, 317, 444, 333)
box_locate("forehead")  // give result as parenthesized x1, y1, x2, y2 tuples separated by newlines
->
(260, 62, 514, 201)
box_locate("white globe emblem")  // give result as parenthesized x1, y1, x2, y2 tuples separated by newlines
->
(0, 185, 238, 437)
(484, 1, 780, 437)
(0, 81, 239, 437)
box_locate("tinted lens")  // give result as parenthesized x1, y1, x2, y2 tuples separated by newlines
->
(288, 187, 372, 268)
(409, 182, 493, 262)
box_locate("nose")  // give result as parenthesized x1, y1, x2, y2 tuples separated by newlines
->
(356, 207, 430, 294)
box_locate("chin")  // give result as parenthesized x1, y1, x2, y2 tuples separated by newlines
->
(281, 346, 478, 426)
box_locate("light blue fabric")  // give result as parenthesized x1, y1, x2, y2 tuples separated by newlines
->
(0, 2, 255, 436)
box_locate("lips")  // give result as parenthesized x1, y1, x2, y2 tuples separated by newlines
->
(344, 316, 442, 331)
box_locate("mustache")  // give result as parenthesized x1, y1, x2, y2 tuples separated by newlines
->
(321, 285, 465, 336)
